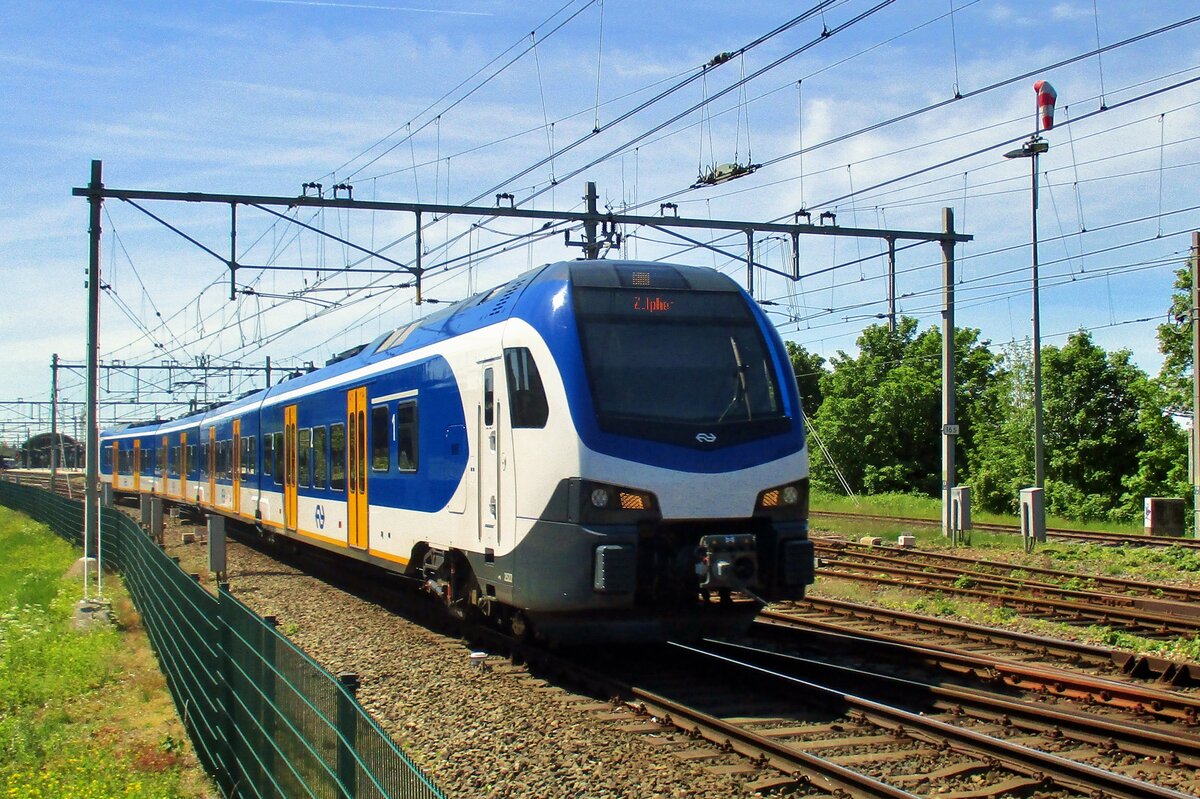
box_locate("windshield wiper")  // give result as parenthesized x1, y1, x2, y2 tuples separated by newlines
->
(717, 336, 753, 423)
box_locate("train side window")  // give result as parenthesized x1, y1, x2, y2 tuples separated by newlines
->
(188, 445, 196, 476)
(262, 435, 273, 477)
(312, 426, 327, 488)
(484, 369, 494, 427)
(371, 405, 390, 471)
(169, 446, 179, 478)
(246, 436, 257, 478)
(273, 432, 284, 486)
(397, 401, 418, 472)
(330, 423, 346, 491)
(298, 428, 312, 488)
(504, 348, 549, 428)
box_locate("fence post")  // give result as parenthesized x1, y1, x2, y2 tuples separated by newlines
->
(337, 672, 360, 797)
(217, 582, 238, 797)
(262, 615, 278, 788)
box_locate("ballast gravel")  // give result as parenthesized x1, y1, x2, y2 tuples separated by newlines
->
(162, 524, 788, 799)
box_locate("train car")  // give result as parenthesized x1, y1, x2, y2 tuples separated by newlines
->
(100, 260, 813, 641)
(101, 422, 161, 496)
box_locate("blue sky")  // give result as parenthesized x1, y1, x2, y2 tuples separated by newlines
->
(2, 0, 1199, 439)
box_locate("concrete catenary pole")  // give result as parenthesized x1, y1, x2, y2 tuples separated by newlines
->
(1192, 231, 1200, 538)
(85, 160, 103, 598)
(941, 208, 956, 538)
(50, 353, 58, 494)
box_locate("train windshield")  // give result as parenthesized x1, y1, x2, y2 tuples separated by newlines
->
(573, 287, 788, 446)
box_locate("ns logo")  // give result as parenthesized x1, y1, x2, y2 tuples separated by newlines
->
(695, 432, 717, 444)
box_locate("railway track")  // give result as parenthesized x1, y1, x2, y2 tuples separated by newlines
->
(811, 508, 1200, 549)
(555, 639, 1200, 798)
(15, 471, 1200, 795)
(751, 612, 1200, 725)
(813, 540, 1200, 637)
(771, 597, 1200, 687)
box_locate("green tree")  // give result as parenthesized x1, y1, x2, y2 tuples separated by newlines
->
(807, 318, 999, 497)
(1156, 266, 1192, 412)
(966, 341, 1033, 514)
(1037, 331, 1187, 522)
(785, 341, 825, 417)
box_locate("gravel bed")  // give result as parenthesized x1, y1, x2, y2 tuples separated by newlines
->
(157, 516, 789, 799)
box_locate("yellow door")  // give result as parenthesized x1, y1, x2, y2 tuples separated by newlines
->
(111, 442, 120, 488)
(284, 405, 298, 531)
(132, 440, 141, 492)
(160, 436, 168, 494)
(207, 428, 216, 507)
(179, 433, 189, 500)
(347, 387, 368, 550)
(232, 419, 241, 514)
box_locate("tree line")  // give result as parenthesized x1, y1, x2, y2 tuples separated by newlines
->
(788, 267, 1194, 523)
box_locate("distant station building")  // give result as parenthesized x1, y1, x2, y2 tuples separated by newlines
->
(16, 432, 84, 468)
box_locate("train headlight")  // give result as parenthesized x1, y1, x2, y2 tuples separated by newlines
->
(576, 479, 659, 524)
(755, 479, 808, 521)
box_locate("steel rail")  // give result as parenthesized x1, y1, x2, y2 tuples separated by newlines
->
(818, 539, 1200, 603)
(752, 615, 1200, 723)
(810, 510, 1200, 549)
(772, 599, 1200, 685)
(814, 545, 1200, 619)
(813, 559, 1200, 635)
(676, 642, 1195, 799)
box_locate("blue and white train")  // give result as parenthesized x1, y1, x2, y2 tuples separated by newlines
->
(100, 260, 813, 641)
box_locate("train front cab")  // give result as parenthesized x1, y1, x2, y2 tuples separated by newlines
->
(480, 262, 815, 641)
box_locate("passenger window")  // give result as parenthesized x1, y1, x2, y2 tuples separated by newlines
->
(273, 432, 284, 486)
(504, 348, 549, 428)
(188, 445, 196, 475)
(397, 402, 418, 472)
(298, 428, 312, 488)
(312, 426, 327, 488)
(330, 423, 346, 491)
(484, 369, 494, 427)
(262, 435, 273, 476)
(371, 405, 390, 471)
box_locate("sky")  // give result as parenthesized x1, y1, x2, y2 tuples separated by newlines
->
(1, 0, 1199, 443)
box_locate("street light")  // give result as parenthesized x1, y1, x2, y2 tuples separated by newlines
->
(1004, 80, 1056, 542)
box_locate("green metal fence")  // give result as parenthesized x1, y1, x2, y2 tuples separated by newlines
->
(0, 479, 445, 799)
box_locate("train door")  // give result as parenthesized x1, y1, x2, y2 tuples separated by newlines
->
(111, 442, 120, 489)
(477, 366, 501, 549)
(232, 419, 241, 514)
(179, 433, 189, 500)
(207, 428, 216, 507)
(132, 440, 141, 492)
(160, 436, 168, 494)
(346, 387, 369, 549)
(284, 405, 298, 532)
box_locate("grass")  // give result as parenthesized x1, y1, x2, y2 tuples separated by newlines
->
(808, 492, 1200, 660)
(811, 489, 1146, 536)
(0, 507, 212, 798)
(809, 576, 1200, 660)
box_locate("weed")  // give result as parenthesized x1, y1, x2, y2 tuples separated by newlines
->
(0, 507, 206, 797)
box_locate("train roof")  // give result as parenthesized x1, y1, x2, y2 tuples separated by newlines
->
(101, 260, 741, 438)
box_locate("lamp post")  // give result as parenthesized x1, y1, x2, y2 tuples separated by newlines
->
(1004, 80, 1056, 538)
